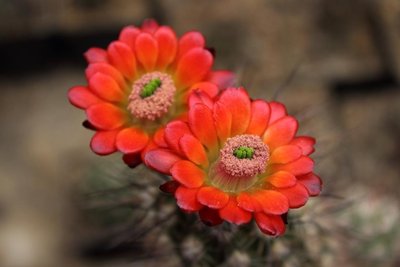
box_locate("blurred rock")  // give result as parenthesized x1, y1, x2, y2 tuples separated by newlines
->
(374, 0, 400, 81)
(339, 88, 400, 198)
(161, 0, 386, 87)
(0, 0, 148, 38)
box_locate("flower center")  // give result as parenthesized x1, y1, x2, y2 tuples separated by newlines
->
(209, 135, 269, 193)
(233, 146, 254, 159)
(140, 78, 162, 98)
(128, 72, 176, 121)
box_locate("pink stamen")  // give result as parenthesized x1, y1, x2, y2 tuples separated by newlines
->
(219, 135, 269, 178)
(128, 72, 176, 120)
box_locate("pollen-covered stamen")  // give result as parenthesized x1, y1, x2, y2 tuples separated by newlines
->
(219, 135, 269, 178)
(128, 72, 176, 121)
(209, 135, 269, 193)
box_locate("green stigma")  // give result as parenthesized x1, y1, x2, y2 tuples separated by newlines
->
(140, 78, 162, 98)
(233, 146, 254, 159)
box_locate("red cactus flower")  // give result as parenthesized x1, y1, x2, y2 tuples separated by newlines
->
(68, 19, 235, 166)
(145, 88, 322, 236)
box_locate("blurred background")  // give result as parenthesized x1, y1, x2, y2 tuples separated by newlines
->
(0, 0, 400, 266)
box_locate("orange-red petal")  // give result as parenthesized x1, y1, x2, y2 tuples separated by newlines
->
(153, 127, 168, 147)
(189, 103, 218, 150)
(68, 86, 101, 109)
(154, 26, 177, 69)
(141, 19, 159, 34)
(170, 160, 205, 188)
(188, 82, 219, 101)
(290, 136, 316, 155)
(199, 207, 223, 226)
(254, 190, 289, 215)
(278, 183, 309, 208)
(219, 197, 252, 225)
(135, 32, 158, 71)
(84, 48, 108, 63)
(144, 149, 182, 174)
(108, 41, 137, 79)
(237, 192, 263, 212)
(175, 186, 202, 212)
(267, 171, 296, 188)
(270, 145, 302, 164)
(254, 213, 286, 236)
(119, 26, 140, 51)
(86, 103, 126, 130)
(272, 156, 314, 176)
(197, 187, 229, 209)
(297, 173, 322, 196)
(85, 63, 126, 89)
(164, 120, 191, 153)
(206, 70, 236, 89)
(115, 127, 149, 154)
(263, 116, 298, 150)
(177, 31, 205, 59)
(179, 134, 208, 167)
(246, 100, 270, 135)
(176, 48, 213, 87)
(217, 88, 251, 136)
(188, 89, 214, 110)
(268, 101, 287, 125)
(90, 130, 118, 155)
(89, 72, 124, 102)
(140, 140, 158, 162)
(213, 102, 232, 144)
